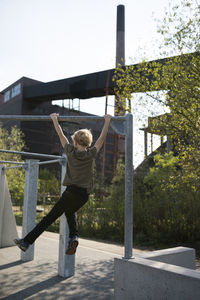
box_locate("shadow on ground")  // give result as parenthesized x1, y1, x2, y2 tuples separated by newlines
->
(0, 257, 114, 300)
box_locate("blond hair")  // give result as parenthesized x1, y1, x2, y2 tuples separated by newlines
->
(71, 129, 93, 148)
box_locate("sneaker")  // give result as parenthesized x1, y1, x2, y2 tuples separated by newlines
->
(66, 236, 79, 255)
(14, 238, 30, 252)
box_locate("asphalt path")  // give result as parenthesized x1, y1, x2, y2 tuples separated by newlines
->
(0, 227, 145, 300)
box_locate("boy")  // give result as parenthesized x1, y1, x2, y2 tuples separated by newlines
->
(14, 113, 112, 255)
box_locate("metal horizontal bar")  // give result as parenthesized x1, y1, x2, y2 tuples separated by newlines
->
(0, 149, 63, 159)
(2, 165, 25, 170)
(0, 160, 26, 165)
(36, 159, 61, 166)
(0, 115, 126, 122)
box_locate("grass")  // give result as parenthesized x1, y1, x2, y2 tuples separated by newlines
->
(14, 211, 60, 234)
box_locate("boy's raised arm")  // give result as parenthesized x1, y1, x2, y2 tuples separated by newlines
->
(94, 115, 112, 153)
(50, 113, 69, 148)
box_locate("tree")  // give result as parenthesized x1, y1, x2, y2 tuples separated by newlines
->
(141, 152, 200, 244)
(113, 0, 200, 190)
(0, 124, 26, 207)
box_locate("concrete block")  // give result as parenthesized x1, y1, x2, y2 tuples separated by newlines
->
(0, 166, 18, 247)
(138, 246, 196, 269)
(114, 247, 200, 300)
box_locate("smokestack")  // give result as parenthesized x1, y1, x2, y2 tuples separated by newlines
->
(115, 4, 125, 116)
(116, 5, 125, 66)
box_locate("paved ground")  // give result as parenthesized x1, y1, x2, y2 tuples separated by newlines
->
(0, 227, 147, 300)
(1, 227, 200, 300)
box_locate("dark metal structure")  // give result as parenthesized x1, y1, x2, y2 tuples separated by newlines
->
(23, 70, 115, 102)
(14, 51, 198, 106)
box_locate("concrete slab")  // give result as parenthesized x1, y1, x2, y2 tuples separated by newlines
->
(114, 255, 200, 300)
(137, 246, 196, 269)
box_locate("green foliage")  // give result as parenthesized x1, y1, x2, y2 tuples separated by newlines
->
(8, 169, 25, 207)
(0, 124, 26, 206)
(77, 159, 125, 242)
(133, 152, 200, 246)
(0, 124, 26, 159)
(104, 159, 125, 240)
(144, 152, 179, 190)
(77, 153, 200, 247)
(37, 168, 60, 212)
(38, 168, 60, 200)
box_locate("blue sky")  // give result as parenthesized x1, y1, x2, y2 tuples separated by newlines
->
(0, 0, 181, 166)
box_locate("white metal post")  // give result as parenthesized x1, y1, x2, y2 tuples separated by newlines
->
(58, 155, 75, 277)
(21, 159, 39, 261)
(124, 113, 133, 259)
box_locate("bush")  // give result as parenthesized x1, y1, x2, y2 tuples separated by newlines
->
(133, 152, 200, 247)
(77, 159, 125, 243)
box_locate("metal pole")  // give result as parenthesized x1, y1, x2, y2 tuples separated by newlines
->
(0, 115, 126, 122)
(36, 159, 61, 166)
(0, 115, 126, 135)
(21, 159, 39, 261)
(0, 149, 62, 160)
(0, 160, 26, 165)
(3, 165, 25, 170)
(58, 155, 75, 277)
(144, 131, 148, 158)
(115, 5, 126, 116)
(124, 113, 133, 259)
(0, 166, 6, 247)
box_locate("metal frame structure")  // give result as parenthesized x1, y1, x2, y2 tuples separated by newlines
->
(0, 113, 133, 277)
(0, 151, 67, 273)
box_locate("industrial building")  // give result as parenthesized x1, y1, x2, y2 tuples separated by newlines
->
(0, 76, 125, 182)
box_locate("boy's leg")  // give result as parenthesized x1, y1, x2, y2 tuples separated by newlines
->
(64, 187, 89, 238)
(65, 213, 78, 238)
(64, 186, 89, 254)
(22, 189, 69, 245)
(65, 213, 79, 255)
